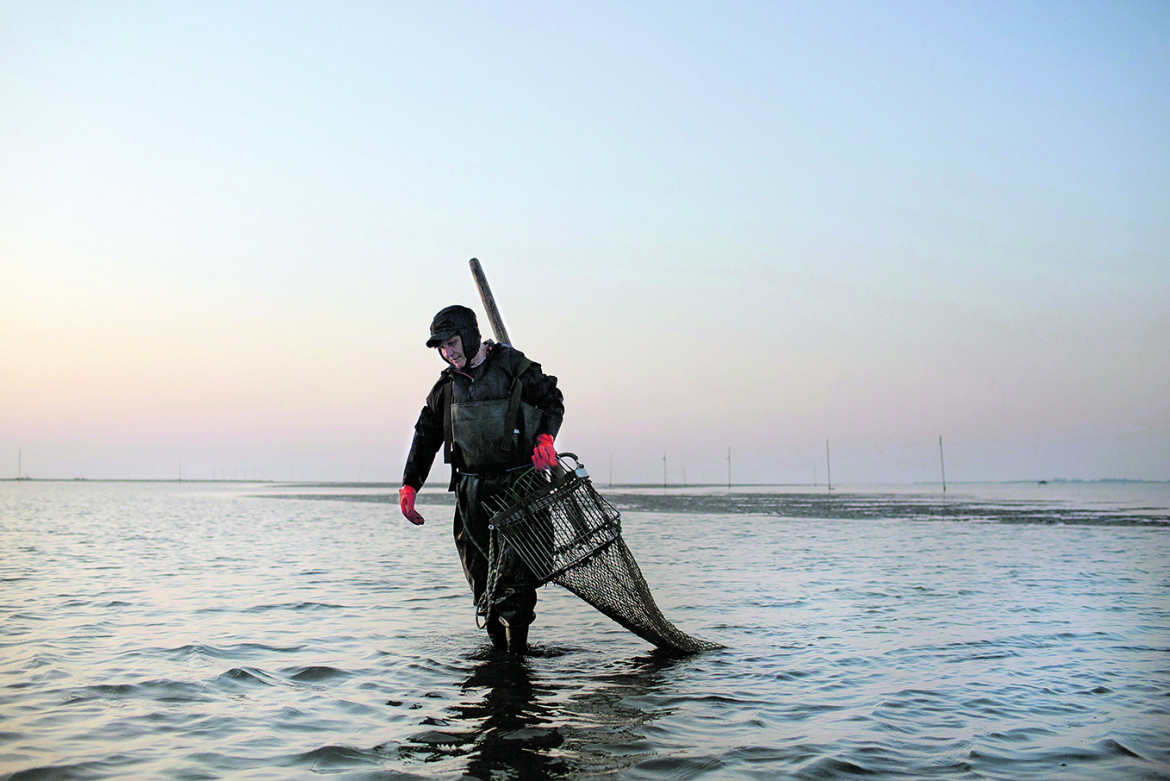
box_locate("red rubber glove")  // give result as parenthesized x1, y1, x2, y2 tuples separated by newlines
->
(399, 486, 425, 525)
(532, 433, 557, 471)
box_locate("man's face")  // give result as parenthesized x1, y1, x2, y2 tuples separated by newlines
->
(437, 334, 466, 368)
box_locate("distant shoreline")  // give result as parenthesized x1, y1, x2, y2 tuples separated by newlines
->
(2, 478, 1166, 487)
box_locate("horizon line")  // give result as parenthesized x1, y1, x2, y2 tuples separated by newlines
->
(2, 477, 1165, 486)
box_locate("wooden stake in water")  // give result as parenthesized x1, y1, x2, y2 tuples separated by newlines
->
(826, 439, 833, 492)
(939, 435, 947, 494)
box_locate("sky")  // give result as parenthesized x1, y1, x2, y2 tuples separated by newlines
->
(1, 0, 1167, 485)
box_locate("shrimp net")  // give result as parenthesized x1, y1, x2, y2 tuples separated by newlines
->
(482, 454, 721, 654)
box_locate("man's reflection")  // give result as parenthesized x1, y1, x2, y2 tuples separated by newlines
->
(402, 645, 695, 778)
(456, 650, 568, 779)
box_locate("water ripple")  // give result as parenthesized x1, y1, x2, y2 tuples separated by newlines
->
(1, 481, 1168, 780)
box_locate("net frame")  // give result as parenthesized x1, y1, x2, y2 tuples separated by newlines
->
(483, 454, 722, 653)
(484, 456, 621, 584)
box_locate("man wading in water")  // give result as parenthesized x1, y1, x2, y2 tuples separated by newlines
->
(399, 305, 564, 654)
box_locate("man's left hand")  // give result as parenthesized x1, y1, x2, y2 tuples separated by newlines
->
(532, 434, 557, 470)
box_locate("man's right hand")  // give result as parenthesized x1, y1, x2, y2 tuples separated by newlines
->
(399, 486, 425, 525)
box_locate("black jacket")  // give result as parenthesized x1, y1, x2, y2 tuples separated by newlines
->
(403, 343, 564, 490)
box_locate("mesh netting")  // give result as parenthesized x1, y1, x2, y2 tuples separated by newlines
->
(484, 455, 722, 654)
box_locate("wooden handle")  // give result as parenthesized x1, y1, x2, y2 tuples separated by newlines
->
(468, 258, 512, 345)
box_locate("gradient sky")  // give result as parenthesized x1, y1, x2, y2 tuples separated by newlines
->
(2, 1, 1167, 484)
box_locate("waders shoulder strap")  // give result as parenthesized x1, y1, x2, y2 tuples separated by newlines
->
(504, 357, 533, 452)
(442, 379, 454, 463)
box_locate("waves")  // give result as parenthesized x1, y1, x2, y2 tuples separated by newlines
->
(2, 481, 1169, 779)
(4, 626, 1168, 780)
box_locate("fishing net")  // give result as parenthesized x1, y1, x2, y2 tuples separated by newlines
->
(482, 454, 722, 654)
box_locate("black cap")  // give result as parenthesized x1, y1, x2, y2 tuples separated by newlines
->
(426, 305, 479, 348)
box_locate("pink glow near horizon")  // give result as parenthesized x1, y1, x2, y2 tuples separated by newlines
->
(2, 3, 1167, 483)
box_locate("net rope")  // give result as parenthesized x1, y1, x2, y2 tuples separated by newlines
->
(482, 454, 722, 653)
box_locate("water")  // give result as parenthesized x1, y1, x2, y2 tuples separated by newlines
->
(2, 480, 1168, 779)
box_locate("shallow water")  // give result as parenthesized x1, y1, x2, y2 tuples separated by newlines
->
(2, 480, 1168, 779)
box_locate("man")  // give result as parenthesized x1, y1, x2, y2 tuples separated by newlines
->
(399, 304, 564, 654)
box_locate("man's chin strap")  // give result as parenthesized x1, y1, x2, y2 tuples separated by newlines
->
(469, 343, 489, 368)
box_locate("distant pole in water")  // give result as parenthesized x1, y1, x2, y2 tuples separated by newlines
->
(727, 446, 732, 492)
(826, 439, 833, 492)
(939, 435, 947, 494)
(813, 462, 817, 487)
(663, 452, 667, 490)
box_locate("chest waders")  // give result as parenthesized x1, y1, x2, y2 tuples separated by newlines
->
(442, 358, 541, 648)
(442, 357, 538, 476)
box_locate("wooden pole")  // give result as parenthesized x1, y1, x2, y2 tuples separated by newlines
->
(468, 258, 512, 345)
(826, 439, 833, 492)
(939, 435, 947, 494)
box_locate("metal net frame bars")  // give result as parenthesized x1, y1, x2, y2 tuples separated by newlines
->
(484, 454, 722, 654)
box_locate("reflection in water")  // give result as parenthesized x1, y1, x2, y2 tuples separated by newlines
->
(455, 652, 568, 779)
(401, 649, 568, 778)
(401, 647, 693, 779)
(562, 649, 696, 776)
